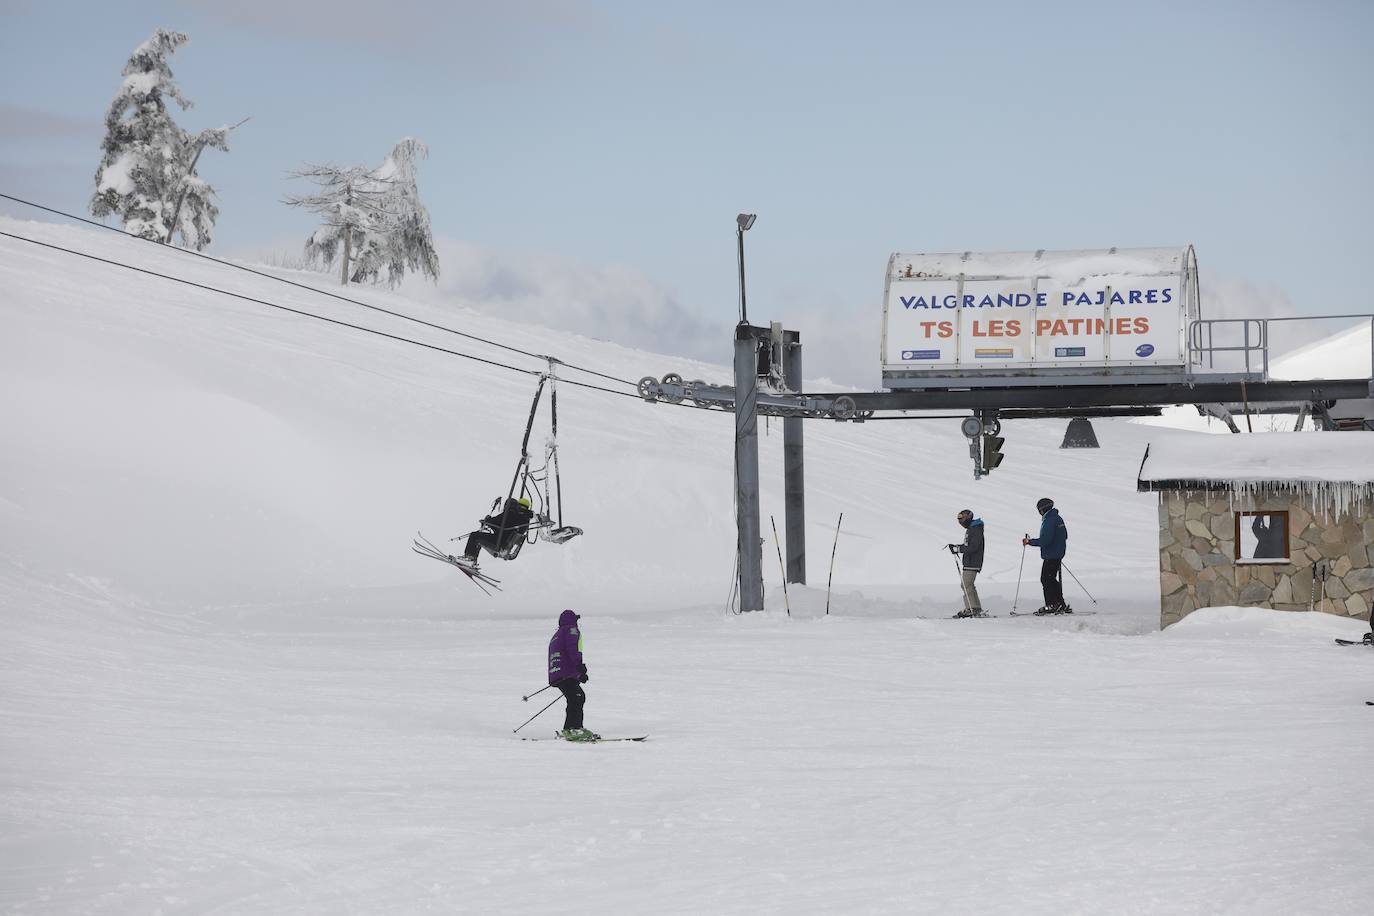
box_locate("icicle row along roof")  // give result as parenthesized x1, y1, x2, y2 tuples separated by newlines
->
(1136, 432, 1374, 515)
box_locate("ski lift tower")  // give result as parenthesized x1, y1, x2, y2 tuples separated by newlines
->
(732, 213, 805, 612)
(732, 319, 803, 612)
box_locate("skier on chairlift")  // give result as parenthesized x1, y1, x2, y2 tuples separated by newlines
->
(412, 373, 581, 592)
(457, 495, 534, 570)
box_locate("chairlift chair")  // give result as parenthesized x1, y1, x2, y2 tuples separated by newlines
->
(485, 367, 584, 559)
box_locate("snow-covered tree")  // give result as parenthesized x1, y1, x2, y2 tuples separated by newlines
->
(90, 29, 241, 250)
(369, 138, 440, 286)
(285, 138, 440, 287)
(285, 164, 392, 287)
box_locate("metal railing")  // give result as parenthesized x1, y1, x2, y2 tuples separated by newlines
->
(1188, 313, 1374, 385)
(1190, 318, 1269, 375)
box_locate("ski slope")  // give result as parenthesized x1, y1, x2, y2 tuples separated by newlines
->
(3, 216, 1372, 914)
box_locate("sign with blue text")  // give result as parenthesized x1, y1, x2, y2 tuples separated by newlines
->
(880, 247, 1199, 385)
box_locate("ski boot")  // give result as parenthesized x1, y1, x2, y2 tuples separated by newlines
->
(1033, 604, 1072, 616)
(453, 555, 481, 572)
(559, 727, 601, 743)
(954, 608, 988, 619)
(1364, 632, 1374, 646)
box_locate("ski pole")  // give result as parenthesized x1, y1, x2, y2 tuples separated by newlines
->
(769, 515, 791, 617)
(950, 552, 971, 612)
(522, 685, 552, 702)
(825, 512, 843, 615)
(513, 694, 562, 733)
(1060, 562, 1098, 605)
(1013, 537, 1027, 613)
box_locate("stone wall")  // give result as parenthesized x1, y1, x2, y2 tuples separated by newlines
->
(1156, 489, 1374, 628)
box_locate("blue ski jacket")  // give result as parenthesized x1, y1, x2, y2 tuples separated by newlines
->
(1028, 508, 1067, 560)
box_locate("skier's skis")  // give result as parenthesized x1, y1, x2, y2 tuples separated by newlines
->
(918, 612, 999, 619)
(1334, 637, 1373, 647)
(1009, 610, 1097, 617)
(412, 532, 502, 594)
(521, 735, 648, 743)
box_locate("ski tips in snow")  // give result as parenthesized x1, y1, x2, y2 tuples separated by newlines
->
(1334, 637, 1374, 647)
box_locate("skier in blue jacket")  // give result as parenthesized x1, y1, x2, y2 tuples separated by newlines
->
(1022, 497, 1070, 614)
(547, 609, 598, 741)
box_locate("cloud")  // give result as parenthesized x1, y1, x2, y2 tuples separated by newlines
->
(0, 108, 96, 221)
(231, 230, 886, 388)
(399, 237, 728, 364)
(175, 0, 604, 62)
(0, 162, 95, 223)
(1200, 273, 1334, 366)
(406, 239, 885, 388)
(0, 105, 95, 144)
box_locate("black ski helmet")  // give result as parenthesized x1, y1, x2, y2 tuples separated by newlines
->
(957, 509, 974, 527)
(1036, 498, 1054, 515)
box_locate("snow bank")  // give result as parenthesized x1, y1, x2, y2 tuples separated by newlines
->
(1159, 604, 1370, 640)
(1270, 320, 1373, 381)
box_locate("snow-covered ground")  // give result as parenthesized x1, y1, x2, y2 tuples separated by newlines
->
(3, 216, 1373, 913)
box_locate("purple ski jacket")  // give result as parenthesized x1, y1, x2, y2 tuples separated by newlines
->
(547, 609, 585, 685)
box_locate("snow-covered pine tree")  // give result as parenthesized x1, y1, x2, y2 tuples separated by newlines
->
(90, 29, 238, 250)
(285, 138, 440, 288)
(373, 138, 440, 287)
(285, 164, 395, 286)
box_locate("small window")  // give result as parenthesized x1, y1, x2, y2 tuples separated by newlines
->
(1234, 511, 1290, 564)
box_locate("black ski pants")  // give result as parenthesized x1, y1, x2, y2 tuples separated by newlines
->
(464, 530, 500, 560)
(1040, 558, 1065, 608)
(555, 678, 585, 730)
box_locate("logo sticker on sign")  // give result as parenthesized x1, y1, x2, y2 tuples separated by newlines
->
(901, 349, 940, 360)
(1054, 347, 1087, 358)
(1135, 344, 1155, 358)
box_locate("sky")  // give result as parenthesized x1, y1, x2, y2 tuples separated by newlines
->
(2, 0, 1371, 384)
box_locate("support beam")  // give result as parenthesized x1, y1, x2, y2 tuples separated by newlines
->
(733, 325, 764, 611)
(820, 378, 1372, 412)
(783, 332, 805, 584)
(642, 377, 1370, 418)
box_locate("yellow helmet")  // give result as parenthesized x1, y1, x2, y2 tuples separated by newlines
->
(517, 497, 531, 509)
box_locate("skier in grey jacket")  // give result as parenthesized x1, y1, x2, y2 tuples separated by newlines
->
(948, 509, 986, 617)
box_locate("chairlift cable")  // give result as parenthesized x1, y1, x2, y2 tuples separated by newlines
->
(2, 226, 984, 425)
(0, 230, 547, 380)
(0, 192, 639, 390)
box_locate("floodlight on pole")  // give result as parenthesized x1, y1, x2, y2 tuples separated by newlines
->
(736, 213, 757, 323)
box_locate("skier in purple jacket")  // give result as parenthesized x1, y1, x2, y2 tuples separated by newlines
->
(548, 609, 597, 741)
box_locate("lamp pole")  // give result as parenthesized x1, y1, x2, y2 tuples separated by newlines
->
(732, 212, 763, 610)
(736, 212, 756, 323)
